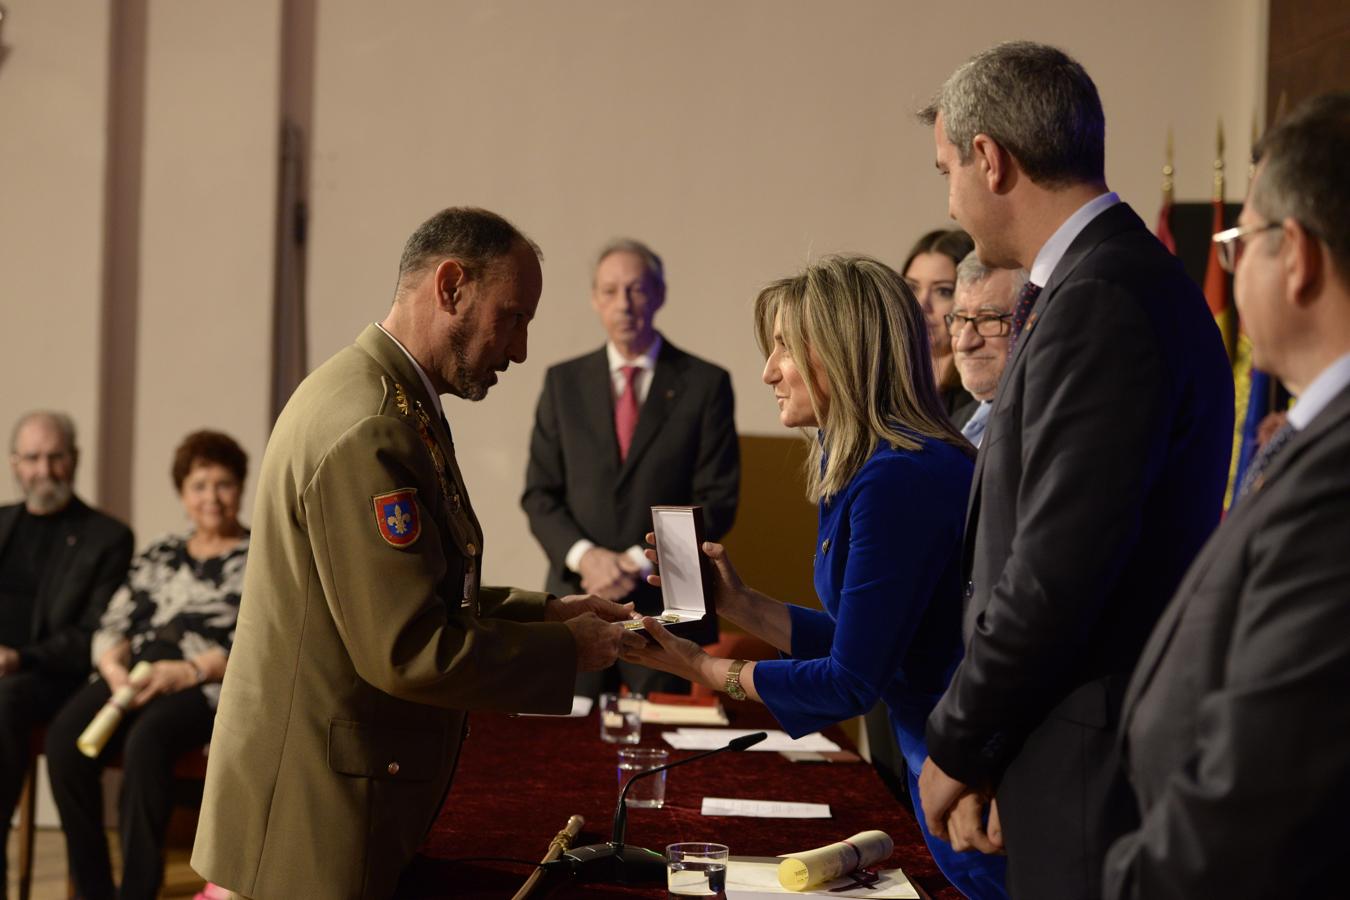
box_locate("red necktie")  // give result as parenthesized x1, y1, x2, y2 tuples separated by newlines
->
(615, 366, 641, 461)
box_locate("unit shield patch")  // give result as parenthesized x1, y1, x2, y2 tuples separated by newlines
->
(373, 489, 421, 547)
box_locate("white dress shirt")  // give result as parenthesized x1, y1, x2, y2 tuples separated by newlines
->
(1029, 191, 1121, 288)
(1288, 351, 1350, 431)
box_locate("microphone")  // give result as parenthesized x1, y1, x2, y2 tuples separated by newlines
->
(559, 731, 767, 884)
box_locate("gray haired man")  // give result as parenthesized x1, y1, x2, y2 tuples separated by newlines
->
(915, 41, 1234, 900)
(1, 411, 133, 890)
(948, 254, 1027, 447)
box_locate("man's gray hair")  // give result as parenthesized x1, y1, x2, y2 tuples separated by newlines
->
(396, 206, 542, 289)
(594, 238, 665, 292)
(956, 252, 1028, 305)
(919, 41, 1105, 187)
(1251, 91, 1350, 279)
(10, 410, 77, 455)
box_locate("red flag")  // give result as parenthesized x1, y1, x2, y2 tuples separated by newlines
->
(1204, 199, 1236, 361)
(1156, 198, 1177, 255)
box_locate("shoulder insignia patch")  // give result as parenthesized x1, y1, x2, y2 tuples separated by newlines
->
(373, 489, 421, 547)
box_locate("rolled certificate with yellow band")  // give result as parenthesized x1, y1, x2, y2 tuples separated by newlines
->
(777, 829, 894, 891)
(76, 660, 155, 758)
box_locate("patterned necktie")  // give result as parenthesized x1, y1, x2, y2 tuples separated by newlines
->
(614, 366, 641, 461)
(1235, 422, 1296, 502)
(1009, 281, 1043, 352)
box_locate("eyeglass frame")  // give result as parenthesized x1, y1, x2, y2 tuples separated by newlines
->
(1213, 222, 1282, 273)
(944, 310, 1015, 338)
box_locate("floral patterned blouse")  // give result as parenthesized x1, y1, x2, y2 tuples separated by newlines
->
(91, 532, 248, 708)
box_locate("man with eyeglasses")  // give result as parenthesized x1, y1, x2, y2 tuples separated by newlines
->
(1104, 91, 1350, 900)
(947, 253, 1027, 447)
(1, 411, 133, 892)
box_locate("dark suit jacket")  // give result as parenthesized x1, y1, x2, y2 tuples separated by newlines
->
(522, 339, 739, 644)
(925, 202, 1234, 899)
(0, 497, 133, 675)
(1103, 383, 1350, 900)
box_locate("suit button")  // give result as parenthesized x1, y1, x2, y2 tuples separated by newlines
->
(963, 580, 975, 601)
(387, 762, 400, 776)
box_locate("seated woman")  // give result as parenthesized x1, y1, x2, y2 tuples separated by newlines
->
(626, 256, 1007, 899)
(45, 430, 249, 900)
(902, 228, 977, 424)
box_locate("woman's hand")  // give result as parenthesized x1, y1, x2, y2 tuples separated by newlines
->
(130, 660, 199, 709)
(644, 535, 750, 616)
(97, 641, 133, 692)
(621, 617, 719, 691)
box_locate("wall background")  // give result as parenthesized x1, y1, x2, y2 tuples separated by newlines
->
(2, 0, 1268, 588)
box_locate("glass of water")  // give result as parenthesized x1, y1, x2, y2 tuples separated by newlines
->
(617, 746, 669, 808)
(598, 691, 643, 743)
(666, 842, 729, 899)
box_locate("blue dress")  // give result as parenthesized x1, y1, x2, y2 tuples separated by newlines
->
(753, 438, 1008, 899)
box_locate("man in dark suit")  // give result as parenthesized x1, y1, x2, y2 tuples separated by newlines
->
(913, 42, 1234, 899)
(523, 238, 740, 695)
(1, 411, 133, 889)
(1103, 92, 1350, 900)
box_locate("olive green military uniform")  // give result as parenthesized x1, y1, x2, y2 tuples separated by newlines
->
(192, 325, 576, 899)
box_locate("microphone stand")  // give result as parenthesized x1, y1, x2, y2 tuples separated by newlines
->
(560, 731, 767, 884)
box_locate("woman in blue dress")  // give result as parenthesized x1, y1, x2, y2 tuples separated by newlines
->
(626, 255, 1008, 898)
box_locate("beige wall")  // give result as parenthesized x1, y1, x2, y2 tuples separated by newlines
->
(306, 0, 1266, 586)
(0, 1, 110, 502)
(3, 0, 1265, 581)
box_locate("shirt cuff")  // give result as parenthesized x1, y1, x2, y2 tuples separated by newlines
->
(565, 539, 596, 574)
(624, 545, 653, 578)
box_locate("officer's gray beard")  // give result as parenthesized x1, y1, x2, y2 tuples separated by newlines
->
(446, 326, 491, 402)
(22, 477, 74, 515)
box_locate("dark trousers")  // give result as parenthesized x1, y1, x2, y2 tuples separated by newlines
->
(45, 678, 214, 900)
(0, 669, 84, 892)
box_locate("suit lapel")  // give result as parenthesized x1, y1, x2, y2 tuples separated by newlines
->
(1122, 383, 1350, 730)
(966, 205, 1146, 577)
(577, 349, 621, 475)
(618, 343, 683, 487)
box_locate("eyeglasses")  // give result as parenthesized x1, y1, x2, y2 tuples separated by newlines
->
(1213, 222, 1281, 273)
(944, 311, 1014, 337)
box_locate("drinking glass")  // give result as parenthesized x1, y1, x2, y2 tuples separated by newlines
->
(666, 842, 729, 898)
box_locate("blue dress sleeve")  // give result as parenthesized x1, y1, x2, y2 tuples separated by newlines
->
(754, 449, 970, 737)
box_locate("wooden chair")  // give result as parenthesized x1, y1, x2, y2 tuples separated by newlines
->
(15, 728, 209, 900)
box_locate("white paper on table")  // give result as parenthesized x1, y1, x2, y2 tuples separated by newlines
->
(701, 797, 831, 818)
(640, 699, 730, 725)
(518, 695, 593, 718)
(662, 728, 841, 752)
(724, 856, 918, 899)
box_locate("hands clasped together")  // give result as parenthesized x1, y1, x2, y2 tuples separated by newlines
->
(918, 757, 1004, 855)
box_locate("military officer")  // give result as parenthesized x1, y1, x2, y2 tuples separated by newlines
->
(192, 207, 640, 899)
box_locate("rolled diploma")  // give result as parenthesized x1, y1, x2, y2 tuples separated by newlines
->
(777, 829, 894, 891)
(77, 660, 155, 758)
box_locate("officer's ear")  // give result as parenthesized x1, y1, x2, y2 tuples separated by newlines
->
(434, 259, 467, 311)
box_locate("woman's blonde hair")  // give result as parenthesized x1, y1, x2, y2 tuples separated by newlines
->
(754, 255, 973, 502)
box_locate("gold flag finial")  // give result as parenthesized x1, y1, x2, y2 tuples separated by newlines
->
(1213, 118, 1226, 202)
(1162, 127, 1174, 203)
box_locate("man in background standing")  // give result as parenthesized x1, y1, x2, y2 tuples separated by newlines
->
(523, 238, 740, 696)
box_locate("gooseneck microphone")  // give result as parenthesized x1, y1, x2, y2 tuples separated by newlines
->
(559, 731, 768, 884)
